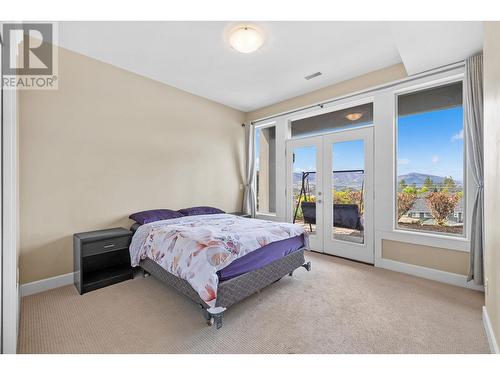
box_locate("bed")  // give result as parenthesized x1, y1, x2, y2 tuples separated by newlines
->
(129, 212, 311, 329)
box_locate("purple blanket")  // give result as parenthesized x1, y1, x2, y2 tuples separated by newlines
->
(217, 234, 304, 281)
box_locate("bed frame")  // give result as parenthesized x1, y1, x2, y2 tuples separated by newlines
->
(139, 248, 311, 329)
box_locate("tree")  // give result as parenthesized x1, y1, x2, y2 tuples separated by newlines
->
(418, 186, 428, 194)
(403, 186, 417, 194)
(347, 190, 363, 213)
(443, 176, 456, 191)
(334, 190, 363, 213)
(397, 192, 417, 220)
(424, 177, 434, 189)
(334, 191, 350, 204)
(399, 179, 407, 191)
(425, 191, 461, 226)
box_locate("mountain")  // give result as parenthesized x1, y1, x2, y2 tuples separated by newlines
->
(293, 171, 364, 190)
(293, 172, 316, 186)
(397, 173, 462, 187)
(291, 171, 463, 192)
(333, 172, 364, 190)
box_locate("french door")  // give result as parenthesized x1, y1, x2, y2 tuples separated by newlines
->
(286, 127, 374, 263)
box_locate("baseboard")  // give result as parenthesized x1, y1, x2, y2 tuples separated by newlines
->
(375, 258, 484, 291)
(21, 272, 75, 297)
(483, 306, 500, 354)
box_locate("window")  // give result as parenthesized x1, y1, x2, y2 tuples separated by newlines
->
(255, 125, 276, 214)
(291, 102, 373, 138)
(396, 81, 465, 236)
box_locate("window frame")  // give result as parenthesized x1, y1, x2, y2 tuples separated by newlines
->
(254, 121, 278, 217)
(286, 96, 375, 140)
(393, 76, 468, 239)
(251, 65, 470, 253)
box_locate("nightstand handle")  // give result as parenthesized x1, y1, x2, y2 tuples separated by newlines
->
(104, 244, 115, 248)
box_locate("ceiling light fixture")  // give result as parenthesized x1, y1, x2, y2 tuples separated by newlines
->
(229, 26, 264, 54)
(345, 113, 363, 121)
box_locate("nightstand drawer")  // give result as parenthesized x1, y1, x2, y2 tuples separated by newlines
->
(82, 236, 131, 257)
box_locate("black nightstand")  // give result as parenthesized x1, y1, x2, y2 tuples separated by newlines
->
(74, 227, 133, 294)
(229, 212, 252, 218)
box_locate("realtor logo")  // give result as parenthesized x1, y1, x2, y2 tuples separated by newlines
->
(2, 22, 58, 89)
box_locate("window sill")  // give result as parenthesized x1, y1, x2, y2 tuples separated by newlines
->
(394, 227, 467, 241)
(378, 229, 470, 253)
(255, 213, 279, 221)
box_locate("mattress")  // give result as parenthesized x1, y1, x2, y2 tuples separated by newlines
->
(217, 234, 305, 282)
(130, 219, 305, 283)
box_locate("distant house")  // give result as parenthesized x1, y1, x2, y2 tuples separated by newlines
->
(407, 197, 463, 223)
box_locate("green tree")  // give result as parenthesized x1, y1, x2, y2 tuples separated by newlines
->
(399, 179, 407, 190)
(418, 186, 428, 194)
(424, 177, 434, 189)
(443, 176, 456, 191)
(403, 186, 418, 194)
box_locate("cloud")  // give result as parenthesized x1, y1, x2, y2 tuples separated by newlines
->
(451, 129, 464, 142)
(398, 158, 410, 165)
(432, 155, 440, 164)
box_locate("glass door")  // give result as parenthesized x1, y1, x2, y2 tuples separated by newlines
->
(286, 136, 324, 251)
(322, 127, 374, 263)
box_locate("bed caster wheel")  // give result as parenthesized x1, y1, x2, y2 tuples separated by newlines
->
(213, 314, 224, 329)
(203, 310, 224, 329)
(143, 270, 150, 278)
(302, 262, 312, 272)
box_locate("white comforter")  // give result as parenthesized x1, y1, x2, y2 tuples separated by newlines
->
(129, 214, 307, 310)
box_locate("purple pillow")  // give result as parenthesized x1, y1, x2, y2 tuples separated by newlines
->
(178, 206, 225, 216)
(129, 209, 184, 225)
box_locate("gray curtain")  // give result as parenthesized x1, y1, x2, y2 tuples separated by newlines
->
(464, 54, 484, 285)
(242, 123, 256, 217)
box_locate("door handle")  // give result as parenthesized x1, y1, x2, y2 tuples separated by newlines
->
(317, 199, 322, 204)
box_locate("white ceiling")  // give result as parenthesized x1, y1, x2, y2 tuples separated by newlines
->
(57, 21, 483, 112)
(390, 22, 483, 75)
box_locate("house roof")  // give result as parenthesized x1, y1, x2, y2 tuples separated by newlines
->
(409, 196, 463, 213)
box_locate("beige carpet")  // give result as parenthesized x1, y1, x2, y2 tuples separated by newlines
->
(18, 252, 489, 353)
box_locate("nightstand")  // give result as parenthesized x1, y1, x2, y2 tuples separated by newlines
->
(229, 212, 252, 218)
(74, 227, 133, 294)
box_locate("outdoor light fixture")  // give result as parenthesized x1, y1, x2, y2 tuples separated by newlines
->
(229, 25, 264, 53)
(345, 113, 363, 121)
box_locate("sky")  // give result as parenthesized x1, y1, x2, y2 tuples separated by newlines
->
(397, 106, 464, 181)
(257, 106, 464, 181)
(293, 141, 364, 173)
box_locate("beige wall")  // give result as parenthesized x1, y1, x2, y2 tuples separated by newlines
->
(484, 21, 500, 348)
(245, 64, 408, 122)
(382, 240, 468, 275)
(19, 46, 245, 284)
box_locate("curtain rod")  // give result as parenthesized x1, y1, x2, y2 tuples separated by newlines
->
(249, 60, 465, 126)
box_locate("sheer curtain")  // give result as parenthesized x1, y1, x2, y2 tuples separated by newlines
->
(464, 54, 484, 285)
(242, 123, 256, 217)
